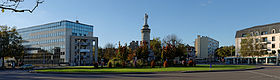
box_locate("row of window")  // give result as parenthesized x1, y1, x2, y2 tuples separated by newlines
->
(18, 21, 93, 36)
(241, 29, 279, 37)
(260, 36, 279, 42)
(18, 22, 61, 33)
(21, 32, 66, 40)
(72, 33, 88, 36)
(40, 45, 66, 52)
(22, 38, 66, 45)
(19, 23, 64, 35)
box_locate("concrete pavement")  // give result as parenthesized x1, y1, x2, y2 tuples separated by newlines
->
(0, 66, 279, 80)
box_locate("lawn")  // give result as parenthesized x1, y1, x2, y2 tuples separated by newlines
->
(35, 65, 257, 73)
(62, 66, 95, 69)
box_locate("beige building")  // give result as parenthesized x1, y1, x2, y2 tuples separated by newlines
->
(235, 22, 280, 65)
(195, 35, 219, 59)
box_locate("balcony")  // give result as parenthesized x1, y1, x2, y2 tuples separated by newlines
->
(80, 42, 89, 45)
(80, 49, 90, 52)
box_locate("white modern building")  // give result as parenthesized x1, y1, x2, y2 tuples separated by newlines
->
(18, 20, 98, 66)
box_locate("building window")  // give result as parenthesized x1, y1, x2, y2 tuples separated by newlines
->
(272, 36, 275, 41)
(261, 31, 267, 35)
(255, 39, 259, 42)
(261, 44, 267, 49)
(272, 29, 276, 34)
(272, 44, 275, 48)
(262, 37, 267, 42)
(250, 32, 254, 36)
(255, 31, 259, 36)
(241, 34, 246, 37)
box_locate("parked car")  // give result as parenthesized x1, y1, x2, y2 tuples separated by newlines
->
(20, 64, 34, 70)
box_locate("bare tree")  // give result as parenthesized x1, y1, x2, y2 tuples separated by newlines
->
(104, 43, 116, 60)
(105, 43, 115, 49)
(0, 0, 43, 13)
(163, 34, 182, 46)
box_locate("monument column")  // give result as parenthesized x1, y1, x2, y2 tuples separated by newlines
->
(141, 13, 151, 48)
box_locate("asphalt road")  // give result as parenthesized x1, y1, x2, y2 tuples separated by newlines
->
(0, 66, 279, 80)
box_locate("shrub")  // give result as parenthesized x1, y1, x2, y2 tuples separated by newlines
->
(122, 61, 126, 68)
(94, 62, 99, 69)
(151, 60, 155, 68)
(116, 63, 121, 67)
(108, 62, 112, 68)
(188, 60, 193, 67)
(163, 61, 168, 68)
(136, 59, 144, 68)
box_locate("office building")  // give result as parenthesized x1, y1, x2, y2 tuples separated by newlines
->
(18, 20, 98, 66)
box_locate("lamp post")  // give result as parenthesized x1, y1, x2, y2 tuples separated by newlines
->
(277, 52, 279, 66)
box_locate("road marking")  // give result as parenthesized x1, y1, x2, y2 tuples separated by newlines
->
(247, 71, 280, 79)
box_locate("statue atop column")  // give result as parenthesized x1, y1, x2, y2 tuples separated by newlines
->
(144, 13, 148, 26)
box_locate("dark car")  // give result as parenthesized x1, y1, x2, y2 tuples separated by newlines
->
(20, 64, 34, 70)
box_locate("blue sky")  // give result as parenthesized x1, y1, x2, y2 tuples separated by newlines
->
(1, 0, 280, 47)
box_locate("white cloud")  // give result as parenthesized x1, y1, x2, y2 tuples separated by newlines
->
(200, 0, 213, 7)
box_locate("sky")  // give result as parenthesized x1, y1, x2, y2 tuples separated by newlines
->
(1, 0, 280, 47)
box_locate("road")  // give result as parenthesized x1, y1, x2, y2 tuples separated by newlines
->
(0, 66, 279, 80)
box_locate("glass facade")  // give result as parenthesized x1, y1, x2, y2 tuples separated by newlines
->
(18, 20, 94, 52)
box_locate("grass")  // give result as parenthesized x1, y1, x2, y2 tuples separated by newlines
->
(35, 65, 257, 73)
(62, 66, 95, 69)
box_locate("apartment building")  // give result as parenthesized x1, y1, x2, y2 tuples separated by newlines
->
(195, 35, 219, 60)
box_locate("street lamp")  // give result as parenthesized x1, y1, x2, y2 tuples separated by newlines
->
(276, 51, 279, 66)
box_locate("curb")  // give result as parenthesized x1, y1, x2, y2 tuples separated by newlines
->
(30, 67, 264, 74)
(29, 71, 158, 75)
(182, 67, 263, 73)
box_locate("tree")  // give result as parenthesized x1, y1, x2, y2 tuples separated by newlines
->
(0, 0, 43, 13)
(0, 25, 24, 68)
(93, 47, 104, 62)
(127, 48, 135, 61)
(150, 37, 162, 61)
(175, 43, 187, 59)
(216, 46, 235, 58)
(162, 44, 176, 60)
(162, 34, 186, 60)
(163, 34, 182, 47)
(116, 43, 128, 62)
(104, 43, 116, 60)
(239, 34, 264, 64)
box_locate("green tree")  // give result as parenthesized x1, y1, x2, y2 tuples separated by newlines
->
(150, 37, 162, 61)
(175, 43, 187, 59)
(0, 26, 24, 68)
(116, 43, 128, 62)
(239, 34, 264, 64)
(216, 46, 235, 58)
